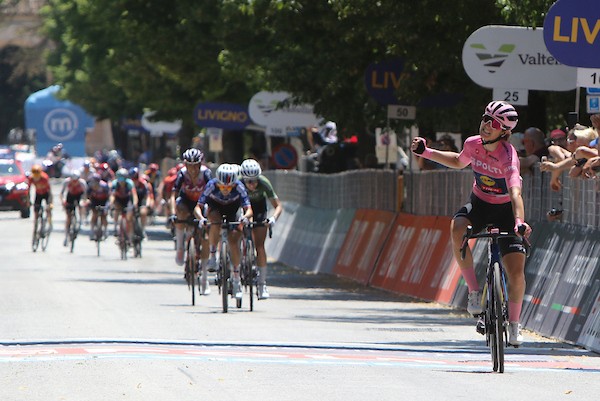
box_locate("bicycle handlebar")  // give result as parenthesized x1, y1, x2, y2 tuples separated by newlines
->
(460, 225, 530, 260)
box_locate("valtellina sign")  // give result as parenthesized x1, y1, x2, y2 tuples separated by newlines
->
(543, 0, 600, 68)
(462, 25, 577, 91)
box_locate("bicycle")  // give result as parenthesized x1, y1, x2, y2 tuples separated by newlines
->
(91, 205, 109, 257)
(175, 217, 203, 306)
(115, 207, 130, 260)
(239, 221, 272, 311)
(32, 205, 51, 252)
(210, 217, 244, 313)
(65, 202, 80, 253)
(460, 224, 529, 373)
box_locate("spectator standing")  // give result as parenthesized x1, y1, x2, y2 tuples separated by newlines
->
(520, 127, 549, 175)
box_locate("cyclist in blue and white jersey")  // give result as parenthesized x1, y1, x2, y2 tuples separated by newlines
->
(194, 163, 253, 300)
(239, 158, 283, 299)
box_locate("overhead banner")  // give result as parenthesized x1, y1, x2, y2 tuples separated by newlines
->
(463, 25, 577, 91)
(248, 91, 320, 127)
(543, 0, 600, 68)
(193, 102, 250, 130)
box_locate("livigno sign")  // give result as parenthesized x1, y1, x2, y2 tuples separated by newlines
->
(543, 0, 600, 68)
(462, 25, 576, 91)
(194, 102, 250, 130)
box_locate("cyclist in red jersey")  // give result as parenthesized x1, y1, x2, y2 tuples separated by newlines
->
(96, 162, 115, 183)
(59, 170, 88, 246)
(158, 167, 177, 218)
(85, 173, 110, 240)
(170, 149, 213, 294)
(129, 167, 154, 238)
(411, 101, 532, 346)
(28, 164, 53, 231)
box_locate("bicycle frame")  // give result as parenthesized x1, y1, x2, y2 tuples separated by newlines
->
(461, 225, 528, 373)
(66, 203, 80, 253)
(92, 205, 108, 256)
(115, 207, 130, 260)
(32, 204, 50, 252)
(175, 217, 203, 306)
(209, 217, 243, 313)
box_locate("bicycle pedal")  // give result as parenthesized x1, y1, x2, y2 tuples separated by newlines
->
(476, 318, 486, 335)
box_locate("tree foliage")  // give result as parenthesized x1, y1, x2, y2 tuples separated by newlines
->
(40, 0, 575, 151)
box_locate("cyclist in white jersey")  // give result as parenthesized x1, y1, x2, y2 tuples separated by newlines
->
(411, 101, 532, 346)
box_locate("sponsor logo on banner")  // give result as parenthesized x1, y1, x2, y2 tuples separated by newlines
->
(463, 25, 577, 91)
(543, 0, 600, 68)
(194, 102, 250, 130)
(364, 59, 407, 105)
(248, 91, 320, 127)
(43, 108, 79, 141)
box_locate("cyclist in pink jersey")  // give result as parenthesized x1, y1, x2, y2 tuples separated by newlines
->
(411, 101, 532, 346)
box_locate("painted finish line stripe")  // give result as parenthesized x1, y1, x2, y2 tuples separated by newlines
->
(1, 345, 598, 373)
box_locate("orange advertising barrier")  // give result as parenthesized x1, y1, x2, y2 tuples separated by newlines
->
(369, 214, 463, 304)
(332, 209, 396, 285)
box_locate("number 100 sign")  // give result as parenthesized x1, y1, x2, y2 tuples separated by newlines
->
(577, 68, 600, 88)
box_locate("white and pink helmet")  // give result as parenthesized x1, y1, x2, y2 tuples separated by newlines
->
(484, 101, 519, 131)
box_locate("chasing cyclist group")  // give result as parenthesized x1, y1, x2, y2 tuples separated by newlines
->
(26, 150, 282, 302)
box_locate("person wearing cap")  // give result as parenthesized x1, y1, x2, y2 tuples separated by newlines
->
(28, 164, 54, 233)
(59, 170, 88, 246)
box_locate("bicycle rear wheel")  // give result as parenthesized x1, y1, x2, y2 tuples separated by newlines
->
(187, 237, 197, 306)
(220, 241, 229, 313)
(133, 217, 143, 257)
(490, 262, 505, 373)
(95, 222, 103, 257)
(69, 210, 78, 253)
(246, 238, 256, 311)
(119, 218, 128, 260)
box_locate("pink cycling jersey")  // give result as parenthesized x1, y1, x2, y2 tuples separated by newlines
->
(457, 136, 522, 204)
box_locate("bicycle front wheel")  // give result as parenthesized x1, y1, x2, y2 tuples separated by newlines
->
(490, 262, 505, 373)
(220, 241, 229, 313)
(32, 213, 42, 252)
(95, 222, 102, 257)
(187, 237, 197, 306)
(246, 238, 256, 311)
(41, 215, 51, 251)
(69, 211, 78, 253)
(119, 218, 128, 260)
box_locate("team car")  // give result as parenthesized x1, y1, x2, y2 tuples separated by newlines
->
(0, 158, 31, 218)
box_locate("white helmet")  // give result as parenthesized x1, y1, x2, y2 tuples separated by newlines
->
(216, 163, 238, 185)
(71, 170, 81, 180)
(484, 101, 518, 131)
(240, 159, 261, 178)
(182, 148, 203, 164)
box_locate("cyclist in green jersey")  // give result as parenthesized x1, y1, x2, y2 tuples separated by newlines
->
(239, 159, 283, 299)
